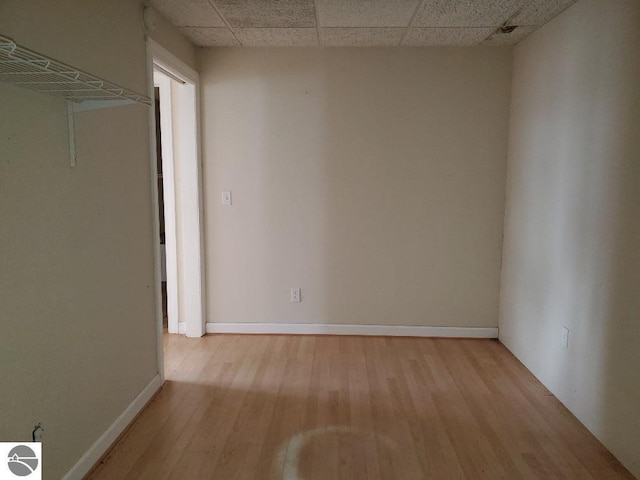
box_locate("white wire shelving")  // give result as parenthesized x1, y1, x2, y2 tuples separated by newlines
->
(0, 34, 151, 166)
(0, 35, 150, 106)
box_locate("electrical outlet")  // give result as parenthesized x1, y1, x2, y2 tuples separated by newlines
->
(222, 191, 232, 206)
(291, 288, 301, 303)
(560, 326, 569, 349)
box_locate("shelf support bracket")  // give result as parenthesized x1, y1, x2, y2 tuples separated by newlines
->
(67, 101, 77, 168)
(65, 99, 137, 168)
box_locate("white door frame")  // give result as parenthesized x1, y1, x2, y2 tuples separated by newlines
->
(146, 38, 206, 359)
(154, 70, 180, 335)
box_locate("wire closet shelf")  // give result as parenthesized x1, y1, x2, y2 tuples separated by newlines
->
(0, 35, 151, 105)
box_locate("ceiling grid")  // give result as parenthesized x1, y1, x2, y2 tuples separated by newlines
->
(148, 0, 577, 47)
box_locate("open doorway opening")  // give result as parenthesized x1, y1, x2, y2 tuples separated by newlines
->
(153, 69, 180, 335)
(154, 86, 168, 329)
(147, 38, 206, 368)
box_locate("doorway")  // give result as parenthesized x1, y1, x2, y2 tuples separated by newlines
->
(154, 86, 169, 329)
(147, 38, 206, 372)
(153, 69, 180, 335)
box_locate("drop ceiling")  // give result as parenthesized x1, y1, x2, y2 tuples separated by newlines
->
(149, 0, 577, 47)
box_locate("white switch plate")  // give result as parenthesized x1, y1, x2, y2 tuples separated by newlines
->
(222, 191, 232, 206)
(560, 326, 569, 349)
(291, 288, 301, 303)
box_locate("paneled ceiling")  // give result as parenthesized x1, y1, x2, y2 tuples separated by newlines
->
(149, 0, 577, 47)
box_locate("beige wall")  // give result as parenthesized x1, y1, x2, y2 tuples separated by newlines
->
(200, 47, 512, 328)
(0, 0, 187, 477)
(499, 0, 640, 476)
(148, 8, 198, 71)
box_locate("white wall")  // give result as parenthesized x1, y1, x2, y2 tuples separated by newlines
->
(200, 47, 512, 329)
(499, 0, 640, 476)
(0, 1, 192, 477)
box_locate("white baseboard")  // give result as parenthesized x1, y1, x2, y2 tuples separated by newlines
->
(62, 373, 162, 480)
(205, 323, 498, 338)
(178, 322, 186, 334)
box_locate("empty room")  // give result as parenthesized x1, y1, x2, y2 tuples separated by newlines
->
(0, 0, 638, 479)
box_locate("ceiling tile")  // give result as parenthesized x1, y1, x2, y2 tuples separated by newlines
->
(320, 28, 405, 46)
(481, 25, 537, 45)
(179, 27, 239, 46)
(315, 0, 420, 27)
(150, 0, 225, 27)
(403, 27, 495, 46)
(235, 28, 318, 46)
(211, 0, 316, 27)
(508, 0, 576, 26)
(414, 0, 523, 27)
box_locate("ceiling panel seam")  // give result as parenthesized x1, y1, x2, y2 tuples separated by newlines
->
(206, 0, 242, 45)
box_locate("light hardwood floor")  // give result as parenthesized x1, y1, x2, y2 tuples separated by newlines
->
(88, 334, 635, 480)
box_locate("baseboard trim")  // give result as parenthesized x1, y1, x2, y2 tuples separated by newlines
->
(62, 373, 162, 480)
(205, 323, 498, 338)
(178, 322, 186, 334)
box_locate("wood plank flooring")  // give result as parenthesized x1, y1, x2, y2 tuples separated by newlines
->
(88, 334, 635, 480)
